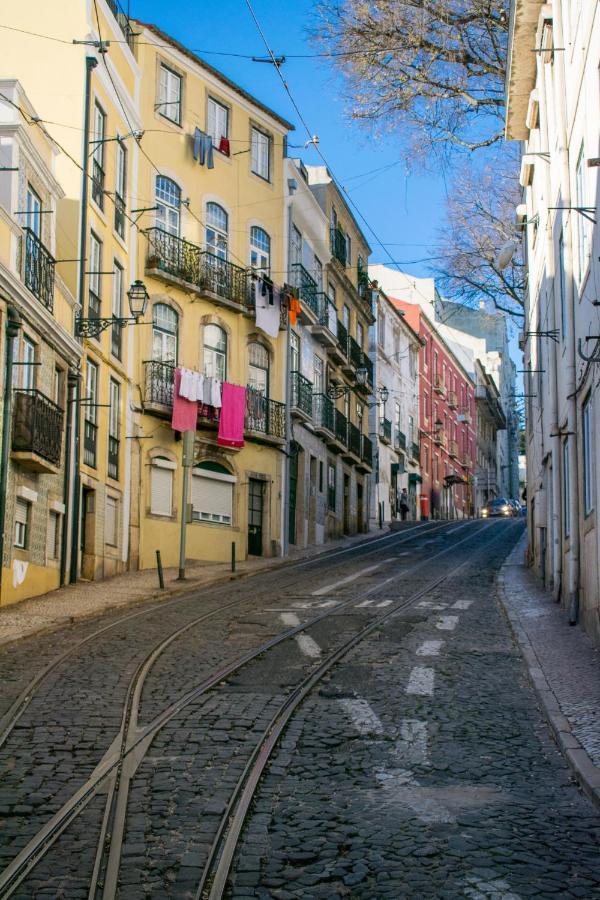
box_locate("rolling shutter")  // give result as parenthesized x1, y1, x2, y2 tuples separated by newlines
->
(105, 496, 117, 546)
(151, 464, 173, 516)
(47, 511, 59, 560)
(191, 471, 233, 524)
(15, 498, 28, 525)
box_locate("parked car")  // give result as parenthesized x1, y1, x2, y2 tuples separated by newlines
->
(481, 498, 513, 518)
(508, 499, 522, 516)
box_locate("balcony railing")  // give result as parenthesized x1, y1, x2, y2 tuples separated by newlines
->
(379, 418, 392, 443)
(330, 227, 347, 266)
(334, 409, 348, 446)
(318, 298, 338, 335)
(92, 158, 105, 209)
(348, 335, 363, 370)
(395, 429, 407, 451)
(361, 434, 373, 467)
(200, 250, 248, 305)
(106, 0, 136, 49)
(290, 263, 319, 316)
(245, 389, 285, 439)
(22, 228, 55, 312)
(449, 439, 459, 458)
(144, 360, 175, 407)
(357, 265, 370, 300)
(83, 419, 98, 468)
(12, 389, 64, 467)
(447, 390, 458, 409)
(361, 353, 373, 386)
(336, 319, 348, 357)
(108, 435, 120, 479)
(313, 393, 334, 433)
(411, 441, 420, 461)
(348, 421, 361, 458)
(433, 428, 447, 448)
(433, 374, 447, 397)
(291, 371, 313, 418)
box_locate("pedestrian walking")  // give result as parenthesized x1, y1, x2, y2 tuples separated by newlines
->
(399, 488, 410, 521)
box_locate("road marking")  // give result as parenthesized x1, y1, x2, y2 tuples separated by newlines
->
(318, 600, 338, 608)
(416, 601, 447, 610)
(311, 563, 381, 595)
(464, 875, 522, 899)
(436, 615, 459, 631)
(406, 666, 435, 696)
(338, 698, 384, 735)
(416, 639, 444, 656)
(398, 551, 410, 556)
(452, 599, 473, 610)
(357, 599, 374, 607)
(397, 719, 429, 765)
(376, 600, 393, 608)
(280, 612, 321, 658)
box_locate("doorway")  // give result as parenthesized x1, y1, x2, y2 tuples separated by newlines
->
(357, 481, 364, 532)
(288, 442, 299, 544)
(248, 478, 264, 556)
(343, 473, 350, 534)
(80, 486, 96, 579)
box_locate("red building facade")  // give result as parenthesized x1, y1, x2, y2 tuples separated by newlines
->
(391, 300, 477, 518)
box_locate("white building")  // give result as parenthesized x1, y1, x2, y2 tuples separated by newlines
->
(369, 290, 421, 524)
(506, 0, 599, 642)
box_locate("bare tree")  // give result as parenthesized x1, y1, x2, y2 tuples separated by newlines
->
(432, 156, 525, 317)
(312, 0, 508, 158)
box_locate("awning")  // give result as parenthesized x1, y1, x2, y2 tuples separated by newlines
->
(408, 473, 422, 484)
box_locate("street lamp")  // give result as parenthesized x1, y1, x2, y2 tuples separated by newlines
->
(75, 279, 149, 337)
(420, 418, 443, 437)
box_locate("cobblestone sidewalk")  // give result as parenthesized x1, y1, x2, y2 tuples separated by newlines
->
(0, 527, 391, 647)
(499, 534, 600, 808)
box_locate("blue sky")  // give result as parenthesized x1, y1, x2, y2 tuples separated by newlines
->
(133, 0, 448, 278)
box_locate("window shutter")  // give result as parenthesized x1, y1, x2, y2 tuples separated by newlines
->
(151, 466, 173, 516)
(105, 497, 117, 546)
(191, 473, 233, 524)
(47, 511, 59, 560)
(15, 498, 28, 525)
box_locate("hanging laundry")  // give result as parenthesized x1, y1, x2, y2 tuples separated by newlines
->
(172, 368, 198, 432)
(192, 128, 214, 169)
(288, 295, 301, 326)
(202, 375, 213, 406)
(210, 377, 222, 408)
(217, 383, 246, 448)
(178, 368, 205, 402)
(254, 277, 280, 338)
(218, 136, 230, 156)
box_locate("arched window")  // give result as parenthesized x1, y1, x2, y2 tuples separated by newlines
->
(250, 226, 271, 273)
(155, 176, 181, 236)
(152, 304, 178, 363)
(204, 324, 227, 380)
(248, 341, 269, 396)
(206, 203, 228, 259)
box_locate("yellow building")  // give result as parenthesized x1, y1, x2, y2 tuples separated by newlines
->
(0, 81, 80, 605)
(129, 23, 294, 567)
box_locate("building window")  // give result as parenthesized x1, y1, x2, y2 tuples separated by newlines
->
(345, 232, 352, 266)
(26, 184, 42, 237)
(156, 176, 181, 236)
(14, 335, 36, 390)
(114, 141, 127, 238)
(105, 496, 118, 547)
(378, 310, 385, 347)
(313, 354, 324, 395)
(408, 414, 414, 447)
(89, 232, 102, 319)
(248, 341, 269, 395)
(250, 226, 271, 273)
(582, 393, 594, 515)
(357, 321, 364, 350)
(251, 126, 271, 180)
(108, 379, 120, 480)
(204, 324, 227, 380)
(342, 304, 350, 330)
(563, 439, 570, 537)
(111, 261, 124, 359)
(290, 331, 300, 372)
(206, 202, 228, 259)
(150, 458, 174, 516)
(207, 97, 229, 147)
(84, 359, 98, 468)
(575, 144, 588, 282)
(14, 498, 30, 549)
(152, 304, 178, 363)
(92, 102, 106, 209)
(319, 460, 324, 493)
(314, 256, 323, 292)
(409, 348, 417, 377)
(290, 224, 302, 272)
(158, 64, 182, 124)
(327, 463, 336, 510)
(47, 511, 61, 561)
(424, 445, 429, 474)
(191, 462, 234, 524)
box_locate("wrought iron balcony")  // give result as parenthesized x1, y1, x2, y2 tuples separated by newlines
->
(319, 298, 338, 334)
(379, 418, 392, 444)
(313, 393, 334, 434)
(334, 409, 348, 446)
(12, 389, 64, 471)
(108, 435, 120, 479)
(200, 250, 248, 306)
(83, 419, 98, 468)
(290, 263, 319, 316)
(361, 352, 373, 386)
(330, 227, 347, 266)
(336, 319, 348, 357)
(291, 370, 313, 419)
(21, 228, 55, 313)
(245, 388, 285, 440)
(106, 0, 136, 50)
(348, 335, 363, 370)
(144, 360, 175, 408)
(395, 429, 407, 452)
(361, 434, 373, 467)
(347, 421, 361, 458)
(411, 441, 420, 461)
(357, 265, 370, 300)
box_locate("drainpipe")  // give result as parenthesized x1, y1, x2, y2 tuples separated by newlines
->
(0, 306, 22, 596)
(60, 370, 79, 586)
(69, 54, 98, 585)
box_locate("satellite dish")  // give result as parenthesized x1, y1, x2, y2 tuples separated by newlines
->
(495, 240, 518, 271)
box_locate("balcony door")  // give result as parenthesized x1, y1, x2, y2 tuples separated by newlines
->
(152, 304, 178, 364)
(248, 478, 264, 556)
(26, 185, 42, 237)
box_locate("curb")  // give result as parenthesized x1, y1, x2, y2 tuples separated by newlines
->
(496, 562, 600, 811)
(0, 527, 393, 649)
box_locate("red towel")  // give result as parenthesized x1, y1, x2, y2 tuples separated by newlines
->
(172, 368, 198, 432)
(217, 382, 246, 448)
(219, 136, 230, 156)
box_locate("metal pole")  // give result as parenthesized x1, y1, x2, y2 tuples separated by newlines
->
(282, 301, 292, 556)
(69, 54, 98, 585)
(60, 371, 78, 586)
(231, 541, 236, 573)
(177, 430, 194, 581)
(156, 549, 165, 589)
(0, 308, 22, 595)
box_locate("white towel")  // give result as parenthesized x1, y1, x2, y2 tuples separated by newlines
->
(255, 279, 280, 338)
(211, 378, 222, 408)
(203, 375, 213, 405)
(178, 367, 194, 400)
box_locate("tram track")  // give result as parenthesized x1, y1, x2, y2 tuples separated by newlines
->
(0, 519, 465, 897)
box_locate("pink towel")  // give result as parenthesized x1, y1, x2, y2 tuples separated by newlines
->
(217, 382, 246, 448)
(171, 367, 198, 432)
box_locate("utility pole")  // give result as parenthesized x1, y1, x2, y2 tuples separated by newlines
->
(0, 307, 22, 596)
(177, 430, 195, 580)
(282, 307, 292, 557)
(69, 54, 98, 585)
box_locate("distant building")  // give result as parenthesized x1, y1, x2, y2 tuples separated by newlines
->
(474, 359, 507, 512)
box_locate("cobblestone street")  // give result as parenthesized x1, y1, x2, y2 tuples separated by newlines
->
(1, 520, 599, 899)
